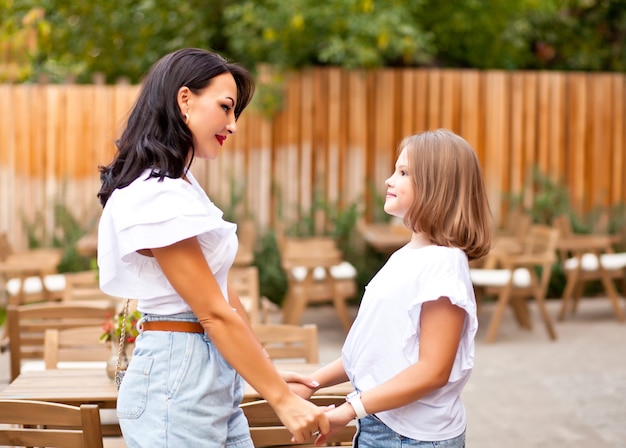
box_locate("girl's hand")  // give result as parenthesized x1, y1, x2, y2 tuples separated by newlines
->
(279, 370, 319, 399)
(314, 403, 356, 446)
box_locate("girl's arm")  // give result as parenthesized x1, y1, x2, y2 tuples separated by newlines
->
(319, 296, 465, 437)
(289, 358, 350, 399)
(151, 237, 329, 442)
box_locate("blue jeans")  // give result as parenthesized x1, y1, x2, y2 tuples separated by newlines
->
(355, 414, 466, 448)
(117, 312, 253, 448)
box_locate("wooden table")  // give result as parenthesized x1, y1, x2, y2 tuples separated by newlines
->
(358, 222, 412, 254)
(0, 364, 352, 407)
(0, 369, 117, 409)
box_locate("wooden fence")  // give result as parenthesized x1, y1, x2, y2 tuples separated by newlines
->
(0, 68, 624, 251)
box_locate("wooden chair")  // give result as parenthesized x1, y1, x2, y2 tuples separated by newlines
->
(240, 395, 356, 447)
(44, 326, 111, 369)
(7, 301, 117, 381)
(252, 323, 319, 363)
(0, 399, 104, 448)
(470, 225, 560, 343)
(496, 209, 532, 245)
(0, 250, 65, 307)
(279, 236, 357, 331)
(229, 265, 262, 324)
(44, 326, 123, 438)
(553, 215, 626, 321)
(234, 219, 257, 267)
(62, 270, 109, 302)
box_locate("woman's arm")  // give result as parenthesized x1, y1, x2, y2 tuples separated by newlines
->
(150, 237, 328, 442)
(227, 281, 319, 391)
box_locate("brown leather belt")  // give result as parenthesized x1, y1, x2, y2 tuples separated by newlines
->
(141, 321, 204, 334)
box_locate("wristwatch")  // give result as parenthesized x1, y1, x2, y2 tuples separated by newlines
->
(346, 391, 368, 419)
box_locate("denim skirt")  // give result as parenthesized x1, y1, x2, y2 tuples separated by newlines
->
(116, 312, 253, 448)
(354, 414, 466, 448)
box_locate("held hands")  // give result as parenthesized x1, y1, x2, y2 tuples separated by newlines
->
(272, 393, 330, 444)
(313, 403, 356, 446)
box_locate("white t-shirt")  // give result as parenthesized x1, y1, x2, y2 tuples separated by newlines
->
(97, 169, 238, 315)
(342, 244, 477, 441)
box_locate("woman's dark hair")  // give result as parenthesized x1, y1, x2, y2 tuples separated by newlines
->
(97, 48, 255, 206)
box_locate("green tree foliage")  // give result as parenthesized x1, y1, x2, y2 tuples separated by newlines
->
(224, 0, 434, 69)
(0, 3, 50, 82)
(524, 0, 626, 71)
(3, 0, 225, 83)
(2, 0, 626, 84)
(415, 0, 542, 69)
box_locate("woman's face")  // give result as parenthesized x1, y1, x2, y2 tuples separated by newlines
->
(384, 146, 414, 218)
(179, 72, 239, 160)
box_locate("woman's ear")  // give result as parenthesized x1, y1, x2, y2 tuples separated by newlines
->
(177, 86, 190, 112)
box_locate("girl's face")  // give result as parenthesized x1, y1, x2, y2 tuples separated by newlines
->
(179, 72, 238, 160)
(384, 146, 414, 219)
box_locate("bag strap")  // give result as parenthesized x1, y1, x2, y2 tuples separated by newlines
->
(114, 298, 130, 390)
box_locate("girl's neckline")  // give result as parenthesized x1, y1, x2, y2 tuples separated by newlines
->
(404, 242, 435, 251)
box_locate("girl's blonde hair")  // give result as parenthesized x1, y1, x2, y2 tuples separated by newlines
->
(401, 129, 493, 260)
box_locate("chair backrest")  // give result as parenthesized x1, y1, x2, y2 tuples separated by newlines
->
(0, 399, 104, 448)
(0, 232, 10, 261)
(8, 301, 117, 381)
(44, 326, 111, 369)
(280, 236, 356, 302)
(252, 323, 319, 363)
(500, 209, 532, 242)
(62, 270, 111, 302)
(520, 225, 560, 291)
(280, 236, 344, 270)
(229, 265, 261, 324)
(240, 395, 356, 447)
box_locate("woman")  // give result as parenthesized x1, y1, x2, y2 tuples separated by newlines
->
(97, 48, 328, 447)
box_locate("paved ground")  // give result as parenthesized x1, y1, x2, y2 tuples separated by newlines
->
(2, 296, 625, 447)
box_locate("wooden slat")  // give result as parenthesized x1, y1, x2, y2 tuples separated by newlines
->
(589, 73, 611, 208)
(440, 69, 460, 131)
(346, 70, 367, 207)
(567, 73, 587, 214)
(459, 70, 481, 159)
(483, 71, 509, 223)
(610, 74, 625, 205)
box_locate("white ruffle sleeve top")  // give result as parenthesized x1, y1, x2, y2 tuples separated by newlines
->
(97, 169, 238, 315)
(342, 244, 477, 441)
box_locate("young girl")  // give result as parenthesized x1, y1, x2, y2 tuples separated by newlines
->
(294, 129, 492, 447)
(97, 48, 328, 447)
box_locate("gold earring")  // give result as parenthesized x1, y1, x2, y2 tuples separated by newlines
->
(184, 113, 189, 124)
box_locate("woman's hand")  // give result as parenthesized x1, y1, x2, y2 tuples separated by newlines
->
(272, 393, 330, 443)
(279, 370, 319, 399)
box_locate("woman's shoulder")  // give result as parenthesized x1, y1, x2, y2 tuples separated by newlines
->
(109, 170, 196, 206)
(104, 169, 211, 228)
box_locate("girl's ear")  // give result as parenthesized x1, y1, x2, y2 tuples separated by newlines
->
(177, 86, 190, 112)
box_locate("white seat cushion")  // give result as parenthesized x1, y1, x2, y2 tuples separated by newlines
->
(563, 252, 626, 271)
(6, 273, 66, 296)
(470, 268, 531, 288)
(291, 261, 357, 282)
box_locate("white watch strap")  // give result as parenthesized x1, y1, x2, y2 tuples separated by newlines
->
(346, 392, 368, 419)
